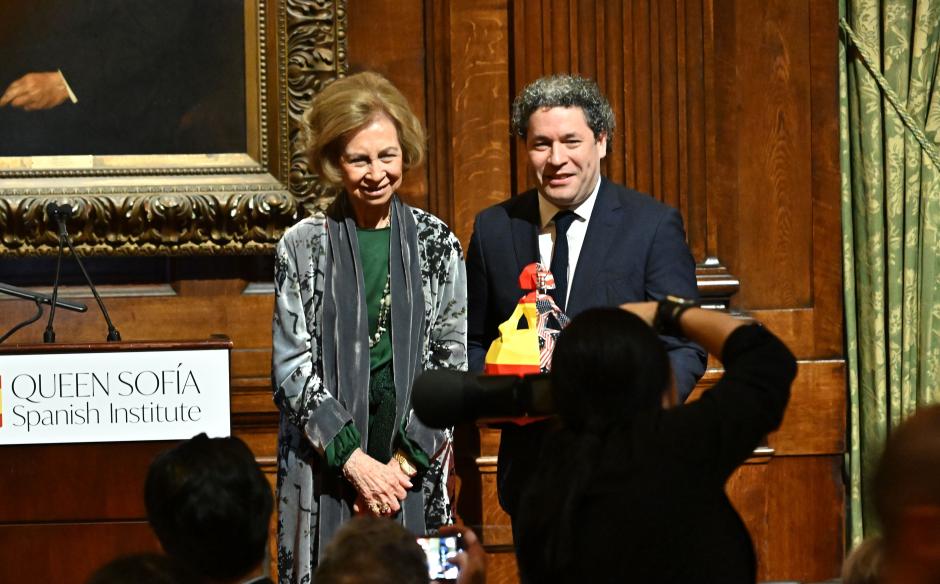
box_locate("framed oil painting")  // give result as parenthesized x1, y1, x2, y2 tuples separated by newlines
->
(0, 0, 347, 255)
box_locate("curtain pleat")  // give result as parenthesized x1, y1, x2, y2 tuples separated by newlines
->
(840, 0, 940, 546)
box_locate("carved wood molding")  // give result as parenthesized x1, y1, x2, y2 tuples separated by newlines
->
(696, 256, 740, 309)
(0, 183, 296, 255)
(286, 0, 349, 212)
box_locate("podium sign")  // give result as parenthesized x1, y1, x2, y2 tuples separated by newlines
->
(0, 346, 230, 445)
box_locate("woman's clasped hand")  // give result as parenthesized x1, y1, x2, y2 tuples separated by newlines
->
(343, 448, 412, 516)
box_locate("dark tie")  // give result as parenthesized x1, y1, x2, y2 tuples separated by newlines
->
(549, 210, 576, 311)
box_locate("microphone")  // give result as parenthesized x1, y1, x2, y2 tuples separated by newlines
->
(46, 202, 123, 342)
(43, 203, 68, 343)
(412, 370, 554, 429)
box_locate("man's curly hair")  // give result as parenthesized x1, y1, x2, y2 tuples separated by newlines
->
(510, 74, 615, 147)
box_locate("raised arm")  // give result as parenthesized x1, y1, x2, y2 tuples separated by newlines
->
(622, 301, 748, 357)
(622, 301, 798, 477)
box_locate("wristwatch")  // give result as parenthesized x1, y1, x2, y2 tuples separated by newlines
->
(393, 451, 418, 478)
(653, 295, 698, 337)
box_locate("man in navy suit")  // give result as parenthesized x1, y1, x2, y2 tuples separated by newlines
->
(466, 74, 707, 519)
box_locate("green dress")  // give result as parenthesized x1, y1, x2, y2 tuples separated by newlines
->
(323, 226, 428, 470)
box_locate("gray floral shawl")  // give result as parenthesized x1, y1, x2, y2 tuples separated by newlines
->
(272, 195, 467, 583)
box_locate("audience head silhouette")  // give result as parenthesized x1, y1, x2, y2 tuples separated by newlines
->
(873, 404, 940, 584)
(144, 433, 273, 584)
(85, 553, 197, 584)
(550, 307, 671, 429)
(313, 517, 428, 584)
(841, 535, 883, 584)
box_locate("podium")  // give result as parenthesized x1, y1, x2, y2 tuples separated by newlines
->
(0, 339, 232, 583)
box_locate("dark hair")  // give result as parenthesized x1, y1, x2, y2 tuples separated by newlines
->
(510, 74, 616, 143)
(841, 536, 884, 584)
(86, 553, 198, 584)
(313, 517, 429, 584)
(551, 307, 671, 430)
(873, 404, 940, 545)
(144, 433, 273, 582)
(516, 307, 670, 580)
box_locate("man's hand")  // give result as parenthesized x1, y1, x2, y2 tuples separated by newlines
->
(0, 72, 70, 111)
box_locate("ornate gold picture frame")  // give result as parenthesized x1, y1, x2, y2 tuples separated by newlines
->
(0, 0, 346, 256)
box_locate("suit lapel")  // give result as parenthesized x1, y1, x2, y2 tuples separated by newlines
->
(567, 179, 621, 315)
(509, 191, 541, 279)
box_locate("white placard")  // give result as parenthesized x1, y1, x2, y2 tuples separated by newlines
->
(0, 348, 230, 445)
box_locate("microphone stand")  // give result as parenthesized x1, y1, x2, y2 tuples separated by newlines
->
(62, 225, 122, 341)
(0, 282, 88, 312)
(43, 203, 68, 343)
(50, 204, 122, 342)
(0, 282, 88, 344)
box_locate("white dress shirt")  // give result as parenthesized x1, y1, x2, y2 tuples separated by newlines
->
(537, 176, 602, 307)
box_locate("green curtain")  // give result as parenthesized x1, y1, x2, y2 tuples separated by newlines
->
(839, 0, 940, 545)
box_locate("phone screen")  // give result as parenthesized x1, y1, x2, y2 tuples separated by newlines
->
(416, 535, 460, 580)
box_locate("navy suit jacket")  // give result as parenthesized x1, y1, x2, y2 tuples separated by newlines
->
(467, 177, 706, 399)
(467, 178, 707, 517)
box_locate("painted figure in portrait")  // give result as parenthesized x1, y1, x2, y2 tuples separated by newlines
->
(0, 0, 246, 157)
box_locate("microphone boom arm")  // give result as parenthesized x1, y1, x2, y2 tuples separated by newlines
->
(0, 282, 88, 312)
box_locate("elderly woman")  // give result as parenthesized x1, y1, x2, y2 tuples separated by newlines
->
(272, 72, 467, 582)
(514, 302, 797, 583)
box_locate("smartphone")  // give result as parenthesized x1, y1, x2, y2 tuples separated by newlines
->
(416, 534, 461, 581)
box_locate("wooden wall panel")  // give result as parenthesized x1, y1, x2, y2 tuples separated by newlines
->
(720, 0, 814, 308)
(728, 456, 845, 582)
(346, 0, 430, 212)
(0, 0, 844, 582)
(0, 523, 160, 584)
(460, 0, 845, 582)
(511, 0, 713, 262)
(426, 0, 512, 246)
(807, 0, 845, 358)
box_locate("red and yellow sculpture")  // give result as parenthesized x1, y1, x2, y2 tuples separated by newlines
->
(484, 262, 569, 376)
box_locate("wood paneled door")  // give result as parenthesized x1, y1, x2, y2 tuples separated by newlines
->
(0, 1, 843, 582)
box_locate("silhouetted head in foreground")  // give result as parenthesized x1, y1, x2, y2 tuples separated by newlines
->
(86, 553, 197, 584)
(145, 433, 273, 583)
(550, 307, 671, 431)
(873, 404, 940, 584)
(314, 517, 428, 584)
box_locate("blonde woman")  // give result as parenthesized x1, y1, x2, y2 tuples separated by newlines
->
(271, 72, 467, 582)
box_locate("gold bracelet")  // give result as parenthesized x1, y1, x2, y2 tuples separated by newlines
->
(393, 451, 418, 478)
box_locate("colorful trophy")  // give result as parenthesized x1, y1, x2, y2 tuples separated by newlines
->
(483, 262, 570, 375)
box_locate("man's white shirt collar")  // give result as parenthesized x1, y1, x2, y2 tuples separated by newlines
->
(537, 175, 602, 228)
(534, 176, 602, 307)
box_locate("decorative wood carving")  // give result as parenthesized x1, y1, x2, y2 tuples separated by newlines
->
(286, 0, 349, 209)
